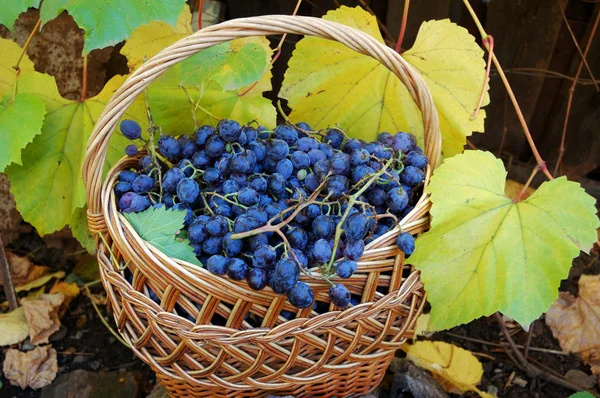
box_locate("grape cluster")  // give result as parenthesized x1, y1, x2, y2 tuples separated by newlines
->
(115, 118, 427, 309)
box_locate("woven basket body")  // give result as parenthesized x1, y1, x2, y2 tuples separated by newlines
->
(83, 15, 441, 398)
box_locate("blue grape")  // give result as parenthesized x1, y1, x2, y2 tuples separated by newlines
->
(178, 159, 194, 177)
(268, 173, 286, 194)
(176, 178, 199, 204)
(247, 268, 268, 290)
(162, 168, 185, 193)
(326, 175, 349, 199)
(330, 152, 350, 175)
(400, 166, 425, 186)
(351, 165, 375, 184)
(248, 175, 267, 193)
(386, 187, 409, 213)
(313, 215, 335, 239)
(305, 204, 321, 219)
(120, 119, 142, 140)
(238, 187, 259, 206)
(291, 151, 310, 169)
(207, 255, 228, 275)
(253, 244, 276, 268)
(178, 135, 197, 158)
(344, 213, 369, 242)
(396, 232, 415, 256)
(138, 155, 153, 171)
(202, 236, 223, 255)
(336, 260, 357, 279)
(218, 119, 242, 142)
(132, 175, 154, 193)
(247, 141, 266, 161)
(318, 143, 334, 159)
(229, 154, 250, 173)
(264, 202, 283, 219)
(296, 137, 319, 152)
(188, 218, 208, 243)
(313, 159, 330, 181)
(343, 239, 364, 261)
(119, 170, 137, 183)
(248, 233, 268, 250)
(223, 232, 243, 256)
(329, 284, 351, 307)
(367, 187, 386, 206)
(192, 150, 211, 169)
(129, 194, 151, 212)
(304, 173, 319, 192)
(118, 192, 136, 210)
(307, 149, 326, 166)
(269, 258, 299, 294)
(114, 181, 131, 197)
(268, 139, 289, 161)
(243, 126, 258, 142)
(205, 135, 226, 157)
(276, 158, 294, 179)
(295, 122, 312, 131)
(222, 179, 240, 194)
(377, 132, 393, 146)
(350, 149, 370, 166)
(125, 145, 138, 157)
(391, 132, 413, 153)
(202, 167, 221, 185)
(194, 125, 216, 146)
(313, 239, 332, 263)
(342, 138, 364, 154)
(287, 282, 314, 309)
(286, 227, 308, 250)
(324, 128, 344, 148)
(226, 258, 248, 280)
(274, 124, 298, 145)
(158, 135, 179, 159)
(247, 206, 268, 225)
(230, 172, 248, 188)
(206, 215, 229, 236)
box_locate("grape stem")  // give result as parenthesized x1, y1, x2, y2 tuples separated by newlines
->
(11, 18, 42, 103)
(204, 192, 248, 209)
(324, 158, 394, 274)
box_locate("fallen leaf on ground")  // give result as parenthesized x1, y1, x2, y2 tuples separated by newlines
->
(0, 307, 29, 346)
(410, 313, 431, 340)
(564, 370, 597, 389)
(1, 252, 49, 287)
(21, 293, 65, 345)
(50, 281, 80, 316)
(15, 271, 65, 293)
(546, 274, 600, 375)
(404, 340, 493, 397)
(2, 345, 57, 389)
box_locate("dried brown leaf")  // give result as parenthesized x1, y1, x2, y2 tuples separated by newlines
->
(21, 293, 65, 345)
(1, 252, 49, 286)
(546, 274, 600, 375)
(3, 345, 58, 389)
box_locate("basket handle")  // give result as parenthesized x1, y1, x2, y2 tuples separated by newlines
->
(83, 15, 441, 232)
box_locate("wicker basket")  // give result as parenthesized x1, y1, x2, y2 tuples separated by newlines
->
(82, 15, 441, 398)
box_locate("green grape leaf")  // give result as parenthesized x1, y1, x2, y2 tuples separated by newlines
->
(568, 393, 595, 398)
(124, 207, 201, 267)
(0, 93, 46, 171)
(0, 0, 41, 30)
(5, 73, 147, 236)
(70, 206, 96, 254)
(0, 38, 35, 97)
(279, 6, 489, 157)
(180, 38, 270, 91)
(410, 151, 599, 331)
(40, 0, 186, 54)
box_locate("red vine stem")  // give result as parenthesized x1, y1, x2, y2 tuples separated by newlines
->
(553, 8, 600, 176)
(395, 0, 410, 53)
(472, 35, 493, 119)
(462, 0, 553, 181)
(240, 0, 303, 97)
(556, 0, 599, 91)
(198, 0, 204, 30)
(80, 54, 88, 102)
(515, 166, 538, 202)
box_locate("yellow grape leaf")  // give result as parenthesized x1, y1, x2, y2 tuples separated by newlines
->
(0, 38, 35, 97)
(409, 151, 599, 330)
(5, 73, 147, 236)
(15, 271, 65, 293)
(121, 4, 193, 71)
(50, 281, 80, 316)
(404, 341, 493, 397)
(279, 6, 489, 157)
(0, 307, 29, 346)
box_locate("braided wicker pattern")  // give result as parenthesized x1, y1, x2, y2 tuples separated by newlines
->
(83, 15, 441, 397)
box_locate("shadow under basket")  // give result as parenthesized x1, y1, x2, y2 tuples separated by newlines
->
(84, 14, 442, 398)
